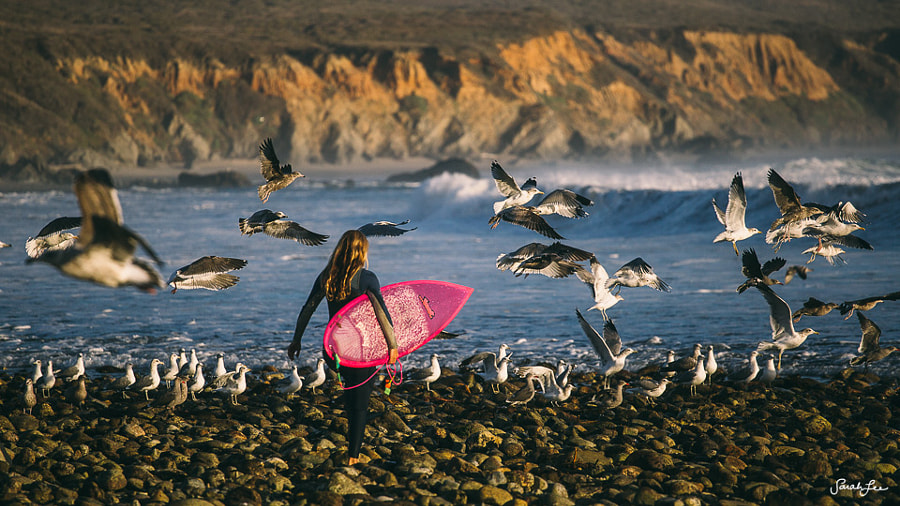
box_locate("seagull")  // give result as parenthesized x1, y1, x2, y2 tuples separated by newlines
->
(574, 256, 624, 320)
(110, 362, 137, 398)
(57, 352, 86, 383)
(840, 292, 900, 320)
(802, 201, 867, 249)
(27, 169, 164, 292)
(756, 357, 777, 386)
(490, 160, 543, 214)
(177, 348, 188, 370)
(238, 209, 328, 246)
(25, 216, 81, 259)
(187, 363, 206, 401)
(531, 189, 594, 219)
(661, 344, 703, 376)
(497, 242, 593, 275)
(35, 360, 56, 397)
(541, 371, 574, 405)
(211, 361, 247, 389)
(515, 360, 570, 391)
(783, 265, 812, 284)
(159, 352, 180, 389)
(304, 358, 326, 394)
(674, 356, 706, 396)
(663, 350, 677, 378)
(506, 372, 539, 405)
(177, 349, 200, 377)
(257, 137, 305, 203)
(605, 257, 672, 294)
(705, 345, 718, 384)
(482, 356, 513, 394)
(850, 312, 898, 370)
(277, 364, 303, 399)
(727, 351, 760, 384)
(488, 205, 564, 239)
(168, 256, 248, 293)
(216, 364, 250, 405)
(0, 240, 10, 248)
(713, 172, 761, 255)
(155, 376, 189, 409)
(736, 248, 786, 293)
(753, 282, 819, 369)
(131, 358, 163, 400)
(576, 309, 635, 389)
(803, 229, 873, 255)
(792, 297, 839, 322)
(214, 353, 227, 379)
(23, 379, 37, 415)
(459, 344, 512, 372)
(593, 379, 628, 408)
(409, 354, 441, 392)
(30, 360, 43, 384)
(766, 168, 824, 231)
(628, 378, 669, 405)
(357, 220, 417, 237)
(65, 376, 88, 407)
(802, 241, 847, 265)
(511, 253, 583, 279)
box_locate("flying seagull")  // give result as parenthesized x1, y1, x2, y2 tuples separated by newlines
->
(753, 282, 819, 369)
(497, 242, 593, 274)
(168, 256, 248, 293)
(766, 168, 824, 231)
(531, 189, 594, 219)
(574, 256, 623, 320)
(736, 248, 785, 293)
(27, 169, 164, 292)
(488, 205, 564, 239)
(605, 257, 672, 294)
(850, 312, 897, 371)
(713, 172, 760, 255)
(783, 265, 812, 284)
(25, 216, 81, 259)
(257, 137, 305, 203)
(490, 160, 543, 214)
(239, 209, 328, 246)
(357, 220, 417, 237)
(839, 291, 900, 320)
(791, 297, 838, 323)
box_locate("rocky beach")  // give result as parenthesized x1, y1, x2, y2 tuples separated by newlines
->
(1, 364, 898, 506)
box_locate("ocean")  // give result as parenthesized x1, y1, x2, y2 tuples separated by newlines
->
(2, 156, 899, 382)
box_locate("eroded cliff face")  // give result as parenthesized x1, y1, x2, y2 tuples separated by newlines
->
(36, 28, 900, 168)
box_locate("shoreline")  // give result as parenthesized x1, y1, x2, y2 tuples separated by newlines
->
(1, 366, 897, 505)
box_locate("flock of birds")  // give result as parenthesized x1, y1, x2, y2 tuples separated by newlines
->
(7, 144, 899, 411)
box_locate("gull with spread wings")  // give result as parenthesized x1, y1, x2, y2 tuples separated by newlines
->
(257, 138, 305, 203)
(713, 172, 760, 255)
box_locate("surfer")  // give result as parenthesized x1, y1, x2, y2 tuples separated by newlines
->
(288, 229, 398, 465)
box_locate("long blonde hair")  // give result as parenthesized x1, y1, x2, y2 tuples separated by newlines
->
(323, 230, 369, 301)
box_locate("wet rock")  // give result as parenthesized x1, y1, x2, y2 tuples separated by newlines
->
(477, 484, 513, 505)
(328, 472, 368, 495)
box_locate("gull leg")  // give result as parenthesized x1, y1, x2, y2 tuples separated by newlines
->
(777, 350, 783, 370)
(732, 242, 739, 256)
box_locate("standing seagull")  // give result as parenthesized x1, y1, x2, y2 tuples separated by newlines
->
(756, 357, 777, 386)
(459, 344, 512, 372)
(661, 344, 703, 377)
(628, 378, 669, 405)
(131, 359, 163, 400)
(753, 283, 819, 370)
(178, 349, 200, 377)
(576, 309, 635, 389)
(57, 353, 86, 382)
(506, 372, 539, 406)
(850, 312, 898, 370)
(304, 358, 326, 394)
(674, 357, 706, 396)
(35, 360, 56, 397)
(705, 345, 718, 384)
(65, 376, 88, 407)
(490, 160, 543, 214)
(605, 257, 672, 294)
(277, 364, 304, 399)
(257, 137, 305, 203)
(161, 353, 180, 389)
(27, 169, 165, 292)
(593, 380, 628, 409)
(482, 356, 513, 394)
(575, 256, 624, 320)
(409, 354, 442, 392)
(110, 362, 137, 398)
(727, 351, 760, 384)
(187, 363, 206, 401)
(216, 365, 250, 405)
(168, 256, 248, 293)
(23, 379, 37, 415)
(239, 209, 329, 246)
(713, 172, 761, 255)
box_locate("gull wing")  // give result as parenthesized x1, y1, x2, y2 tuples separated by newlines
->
(754, 284, 795, 340)
(761, 256, 787, 277)
(178, 256, 248, 276)
(492, 206, 564, 240)
(265, 220, 329, 246)
(74, 169, 123, 245)
(712, 198, 727, 226)
(259, 138, 287, 180)
(575, 308, 614, 364)
(767, 168, 803, 216)
(740, 248, 763, 278)
(602, 318, 623, 356)
(36, 216, 82, 238)
(533, 189, 593, 218)
(490, 160, 521, 198)
(724, 173, 749, 228)
(857, 312, 881, 354)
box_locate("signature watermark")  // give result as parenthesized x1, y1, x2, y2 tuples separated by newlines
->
(831, 478, 889, 497)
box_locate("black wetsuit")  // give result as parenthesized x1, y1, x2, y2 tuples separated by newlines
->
(293, 268, 392, 459)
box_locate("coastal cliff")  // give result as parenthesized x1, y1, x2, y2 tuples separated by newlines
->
(1, 3, 899, 172)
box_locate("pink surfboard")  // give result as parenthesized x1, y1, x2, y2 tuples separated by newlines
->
(323, 280, 473, 368)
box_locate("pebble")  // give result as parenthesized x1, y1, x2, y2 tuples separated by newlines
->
(0, 368, 897, 504)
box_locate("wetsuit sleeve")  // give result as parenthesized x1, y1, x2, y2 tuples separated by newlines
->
(360, 270, 397, 351)
(292, 274, 326, 347)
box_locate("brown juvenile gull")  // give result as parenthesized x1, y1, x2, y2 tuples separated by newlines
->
(840, 292, 900, 320)
(736, 248, 786, 293)
(357, 220, 417, 237)
(130, 358, 163, 400)
(792, 297, 839, 323)
(574, 256, 624, 320)
(25, 216, 81, 259)
(239, 209, 329, 246)
(850, 312, 898, 371)
(531, 189, 594, 219)
(490, 160, 543, 214)
(784, 265, 812, 284)
(155, 376, 189, 409)
(713, 172, 761, 255)
(592, 379, 628, 408)
(506, 372, 539, 405)
(168, 256, 248, 293)
(257, 137, 305, 203)
(727, 351, 760, 384)
(488, 205, 564, 240)
(605, 257, 672, 294)
(576, 309, 635, 389)
(27, 169, 164, 292)
(65, 376, 88, 407)
(753, 282, 819, 370)
(23, 379, 37, 415)
(497, 242, 593, 273)
(766, 168, 824, 231)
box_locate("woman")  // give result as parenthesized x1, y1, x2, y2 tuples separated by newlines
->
(288, 229, 398, 465)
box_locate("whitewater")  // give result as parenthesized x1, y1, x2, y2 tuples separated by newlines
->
(1, 156, 899, 382)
